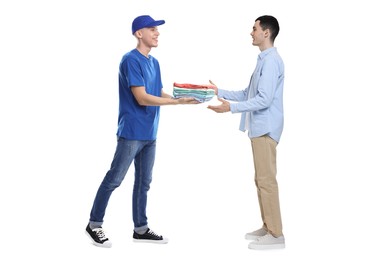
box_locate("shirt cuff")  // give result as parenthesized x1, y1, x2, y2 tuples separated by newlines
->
(230, 102, 238, 113)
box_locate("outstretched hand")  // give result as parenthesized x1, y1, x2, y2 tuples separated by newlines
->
(207, 98, 231, 113)
(208, 80, 218, 95)
(177, 97, 201, 104)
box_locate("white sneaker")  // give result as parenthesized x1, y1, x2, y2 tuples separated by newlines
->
(248, 233, 285, 250)
(245, 227, 268, 240)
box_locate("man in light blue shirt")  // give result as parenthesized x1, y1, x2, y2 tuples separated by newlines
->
(208, 15, 285, 250)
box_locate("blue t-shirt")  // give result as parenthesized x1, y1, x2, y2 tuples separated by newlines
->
(116, 49, 162, 140)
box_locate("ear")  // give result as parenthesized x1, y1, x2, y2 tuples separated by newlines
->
(135, 30, 142, 38)
(264, 28, 270, 38)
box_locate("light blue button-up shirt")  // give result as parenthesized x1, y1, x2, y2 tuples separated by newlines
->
(218, 47, 284, 143)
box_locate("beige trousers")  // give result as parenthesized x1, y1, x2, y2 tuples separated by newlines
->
(251, 135, 283, 237)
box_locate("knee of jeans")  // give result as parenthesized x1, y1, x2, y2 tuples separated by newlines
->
(136, 180, 151, 191)
(103, 176, 125, 190)
(144, 183, 151, 191)
(143, 177, 152, 189)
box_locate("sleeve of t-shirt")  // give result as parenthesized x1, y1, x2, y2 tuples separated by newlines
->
(122, 55, 145, 88)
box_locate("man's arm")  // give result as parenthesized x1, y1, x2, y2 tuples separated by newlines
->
(131, 86, 199, 106)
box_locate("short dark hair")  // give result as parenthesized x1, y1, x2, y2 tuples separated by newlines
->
(255, 15, 280, 43)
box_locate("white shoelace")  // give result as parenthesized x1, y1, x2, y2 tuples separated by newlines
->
(93, 228, 108, 240)
(147, 229, 161, 237)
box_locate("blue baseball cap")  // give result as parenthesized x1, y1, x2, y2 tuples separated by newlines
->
(132, 15, 165, 35)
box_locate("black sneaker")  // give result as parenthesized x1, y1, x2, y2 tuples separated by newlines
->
(133, 228, 169, 244)
(85, 224, 112, 248)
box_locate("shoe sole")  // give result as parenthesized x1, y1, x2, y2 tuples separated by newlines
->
(85, 231, 112, 248)
(133, 238, 169, 244)
(248, 243, 285, 250)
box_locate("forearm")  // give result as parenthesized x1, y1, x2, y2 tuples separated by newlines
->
(218, 88, 247, 102)
(136, 93, 178, 106)
(230, 94, 272, 113)
(161, 91, 173, 99)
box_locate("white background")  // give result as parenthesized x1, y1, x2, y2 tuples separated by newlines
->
(1, 0, 390, 259)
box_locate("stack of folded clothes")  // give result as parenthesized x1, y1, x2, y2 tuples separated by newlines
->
(173, 82, 216, 102)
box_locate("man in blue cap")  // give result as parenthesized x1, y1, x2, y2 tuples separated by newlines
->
(85, 15, 198, 248)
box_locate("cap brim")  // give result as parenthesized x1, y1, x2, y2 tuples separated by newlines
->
(146, 20, 165, 27)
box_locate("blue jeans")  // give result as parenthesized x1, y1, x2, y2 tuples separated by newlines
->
(89, 137, 156, 231)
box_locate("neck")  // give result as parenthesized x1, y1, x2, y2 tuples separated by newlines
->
(136, 45, 151, 58)
(259, 42, 274, 52)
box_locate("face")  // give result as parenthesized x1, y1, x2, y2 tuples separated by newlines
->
(138, 26, 160, 48)
(250, 20, 268, 49)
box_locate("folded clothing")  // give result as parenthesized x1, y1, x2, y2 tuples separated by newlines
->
(173, 82, 217, 90)
(173, 82, 216, 102)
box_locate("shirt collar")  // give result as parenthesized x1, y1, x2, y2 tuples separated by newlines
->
(258, 47, 276, 60)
